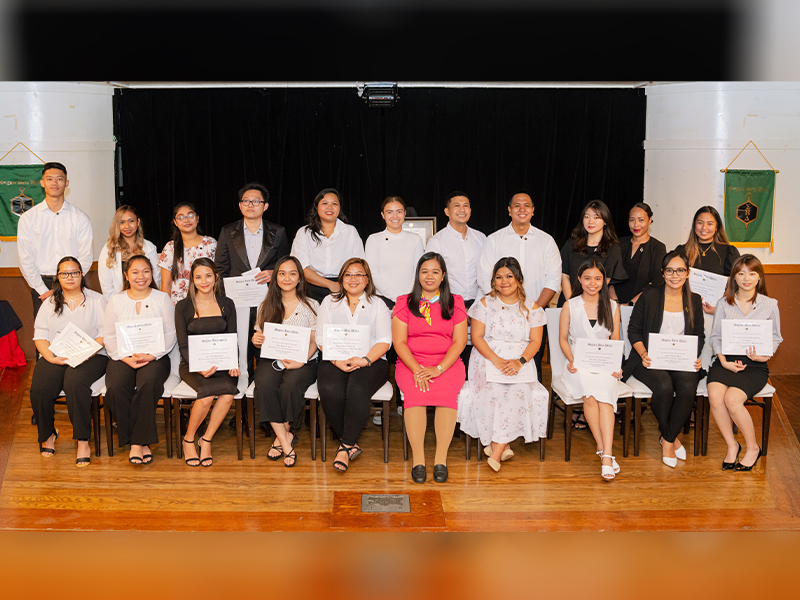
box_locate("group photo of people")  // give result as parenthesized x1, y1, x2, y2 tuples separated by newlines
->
(16, 160, 782, 484)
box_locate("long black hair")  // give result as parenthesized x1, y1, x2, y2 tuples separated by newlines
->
(661, 250, 696, 330)
(305, 188, 350, 245)
(571, 259, 613, 331)
(406, 252, 455, 320)
(52, 256, 86, 317)
(684, 205, 730, 268)
(187, 257, 223, 312)
(570, 199, 618, 257)
(122, 254, 159, 291)
(169, 202, 203, 279)
(256, 255, 316, 327)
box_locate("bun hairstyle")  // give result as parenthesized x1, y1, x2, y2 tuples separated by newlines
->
(256, 255, 316, 328)
(725, 254, 768, 305)
(571, 259, 613, 331)
(570, 199, 618, 257)
(630, 202, 653, 220)
(661, 250, 695, 329)
(52, 256, 85, 317)
(407, 252, 455, 320)
(381, 196, 406, 211)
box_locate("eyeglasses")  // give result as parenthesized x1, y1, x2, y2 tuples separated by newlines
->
(343, 273, 367, 280)
(58, 271, 81, 279)
(664, 268, 688, 276)
(175, 213, 197, 222)
(240, 199, 264, 207)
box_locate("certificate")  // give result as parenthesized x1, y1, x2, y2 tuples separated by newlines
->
(224, 269, 268, 308)
(260, 323, 312, 363)
(115, 318, 165, 357)
(484, 341, 538, 384)
(188, 333, 239, 372)
(48, 321, 102, 368)
(721, 320, 773, 356)
(323, 325, 370, 361)
(573, 339, 624, 375)
(689, 268, 728, 305)
(647, 334, 698, 373)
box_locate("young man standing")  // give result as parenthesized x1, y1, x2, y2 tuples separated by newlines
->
(477, 191, 561, 381)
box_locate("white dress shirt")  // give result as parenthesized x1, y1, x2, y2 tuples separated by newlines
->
(316, 293, 392, 360)
(425, 222, 486, 301)
(97, 240, 161, 300)
(477, 223, 561, 303)
(33, 289, 107, 357)
(243, 222, 264, 269)
(365, 229, 424, 302)
(102, 289, 177, 361)
(710, 293, 783, 356)
(291, 219, 365, 278)
(16, 200, 93, 295)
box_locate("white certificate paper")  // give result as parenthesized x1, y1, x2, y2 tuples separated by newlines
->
(647, 334, 698, 373)
(323, 325, 370, 361)
(573, 339, 624, 375)
(260, 323, 312, 363)
(115, 318, 165, 357)
(721, 320, 773, 356)
(224, 268, 268, 308)
(689, 268, 728, 305)
(484, 341, 537, 383)
(188, 333, 239, 372)
(48, 321, 102, 368)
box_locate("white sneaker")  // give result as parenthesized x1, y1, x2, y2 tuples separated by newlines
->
(373, 412, 382, 425)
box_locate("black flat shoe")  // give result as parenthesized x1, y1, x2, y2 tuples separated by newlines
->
(722, 442, 741, 471)
(734, 447, 762, 471)
(31, 414, 37, 425)
(411, 464, 427, 484)
(433, 464, 448, 483)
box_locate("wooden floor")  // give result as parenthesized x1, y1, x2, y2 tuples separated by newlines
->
(1, 364, 800, 532)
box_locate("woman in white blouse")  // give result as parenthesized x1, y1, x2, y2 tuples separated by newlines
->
(98, 205, 161, 299)
(104, 255, 177, 465)
(290, 188, 365, 303)
(252, 256, 320, 467)
(31, 256, 108, 467)
(316, 258, 391, 472)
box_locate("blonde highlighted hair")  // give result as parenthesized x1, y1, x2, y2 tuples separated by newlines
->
(106, 205, 144, 269)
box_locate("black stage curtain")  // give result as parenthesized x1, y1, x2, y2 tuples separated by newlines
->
(114, 87, 646, 252)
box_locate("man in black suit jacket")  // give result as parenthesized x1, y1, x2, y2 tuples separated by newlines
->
(216, 182, 290, 393)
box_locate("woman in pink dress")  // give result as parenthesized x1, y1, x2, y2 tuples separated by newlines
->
(393, 252, 468, 484)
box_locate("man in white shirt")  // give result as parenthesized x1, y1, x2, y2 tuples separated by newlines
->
(17, 162, 93, 322)
(477, 190, 561, 381)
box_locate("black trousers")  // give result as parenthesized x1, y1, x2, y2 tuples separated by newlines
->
(632, 364, 700, 442)
(318, 358, 389, 446)
(105, 355, 171, 447)
(30, 353, 108, 443)
(255, 356, 319, 429)
(307, 277, 338, 304)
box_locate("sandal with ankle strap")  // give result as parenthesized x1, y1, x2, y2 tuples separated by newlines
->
(182, 437, 200, 467)
(39, 428, 59, 457)
(142, 446, 153, 465)
(601, 455, 616, 481)
(199, 437, 213, 467)
(267, 441, 283, 461)
(284, 447, 297, 468)
(333, 444, 351, 472)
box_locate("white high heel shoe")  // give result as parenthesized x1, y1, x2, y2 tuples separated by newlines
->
(601, 455, 616, 480)
(674, 444, 687, 461)
(598, 449, 620, 473)
(485, 445, 514, 461)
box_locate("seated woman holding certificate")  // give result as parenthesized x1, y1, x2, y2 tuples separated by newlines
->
(622, 251, 704, 468)
(316, 258, 391, 472)
(393, 252, 468, 484)
(31, 256, 108, 467)
(104, 255, 176, 465)
(175, 258, 239, 467)
(456, 257, 548, 473)
(252, 256, 320, 468)
(559, 259, 623, 481)
(707, 254, 782, 472)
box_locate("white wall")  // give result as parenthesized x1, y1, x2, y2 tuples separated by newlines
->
(644, 81, 800, 264)
(0, 82, 116, 268)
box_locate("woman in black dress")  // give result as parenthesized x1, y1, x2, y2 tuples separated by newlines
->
(674, 206, 739, 314)
(616, 203, 667, 305)
(560, 200, 627, 303)
(175, 258, 239, 467)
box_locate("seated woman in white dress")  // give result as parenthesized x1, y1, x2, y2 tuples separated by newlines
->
(457, 257, 549, 472)
(559, 259, 623, 481)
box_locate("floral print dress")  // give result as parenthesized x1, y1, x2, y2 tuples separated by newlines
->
(158, 236, 217, 305)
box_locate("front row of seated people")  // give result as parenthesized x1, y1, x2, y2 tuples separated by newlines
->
(30, 250, 781, 483)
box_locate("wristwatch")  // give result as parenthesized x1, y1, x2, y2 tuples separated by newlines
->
(362, 356, 372, 366)
(436, 365, 444, 374)
(519, 357, 528, 365)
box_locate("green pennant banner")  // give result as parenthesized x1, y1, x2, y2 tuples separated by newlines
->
(0, 164, 45, 241)
(723, 169, 775, 251)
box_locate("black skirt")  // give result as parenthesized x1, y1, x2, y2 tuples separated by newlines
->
(707, 355, 769, 398)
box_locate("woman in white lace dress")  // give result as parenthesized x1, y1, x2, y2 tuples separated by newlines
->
(457, 257, 548, 472)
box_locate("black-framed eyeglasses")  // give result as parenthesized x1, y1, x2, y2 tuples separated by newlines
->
(240, 199, 264, 207)
(58, 271, 81, 279)
(664, 268, 688, 276)
(175, 213, 197, 222)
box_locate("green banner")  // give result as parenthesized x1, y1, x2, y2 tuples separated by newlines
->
(0, 164, 45, 241)
(723, 169, 775, 250)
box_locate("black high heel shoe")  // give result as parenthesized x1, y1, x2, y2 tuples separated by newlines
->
(722, 442, 741, 471)
(734, 447, 762, 471)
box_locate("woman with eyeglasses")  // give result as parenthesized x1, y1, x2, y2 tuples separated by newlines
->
(98, 205, 161, 299)
(316, 258, 391, 472)
(30, 256, 108, 467)
(615, 202, 667, 306)
(158, 202, 217, 305)
(252, 256, 320, 468)
(104, 255, 176, 465)
(622, 250, 704, 468)
(290, 188, 365, 303)
(707, 254, 782, 472)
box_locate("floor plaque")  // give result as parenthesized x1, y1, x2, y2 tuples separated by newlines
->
(331, 490, 445, 530)
(361, 494, 411, 513)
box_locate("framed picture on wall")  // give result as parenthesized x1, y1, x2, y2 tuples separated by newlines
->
(403, 217, 437, 248)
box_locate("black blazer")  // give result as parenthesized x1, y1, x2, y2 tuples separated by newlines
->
(622, 285, 705, 381)
(215, 218, 290, 279)
(174, 293, 237, 366)
(617, 236, 667, 304)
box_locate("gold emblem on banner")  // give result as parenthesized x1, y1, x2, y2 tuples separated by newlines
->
(736, 193, 759, 229)
(10, 186, 34, 217)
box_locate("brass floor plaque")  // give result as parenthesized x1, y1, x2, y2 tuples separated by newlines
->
(361, 493, 411, 513)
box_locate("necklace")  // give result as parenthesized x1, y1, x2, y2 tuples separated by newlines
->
(64, 293, 84, 310)
(699, 242, 713, 257)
